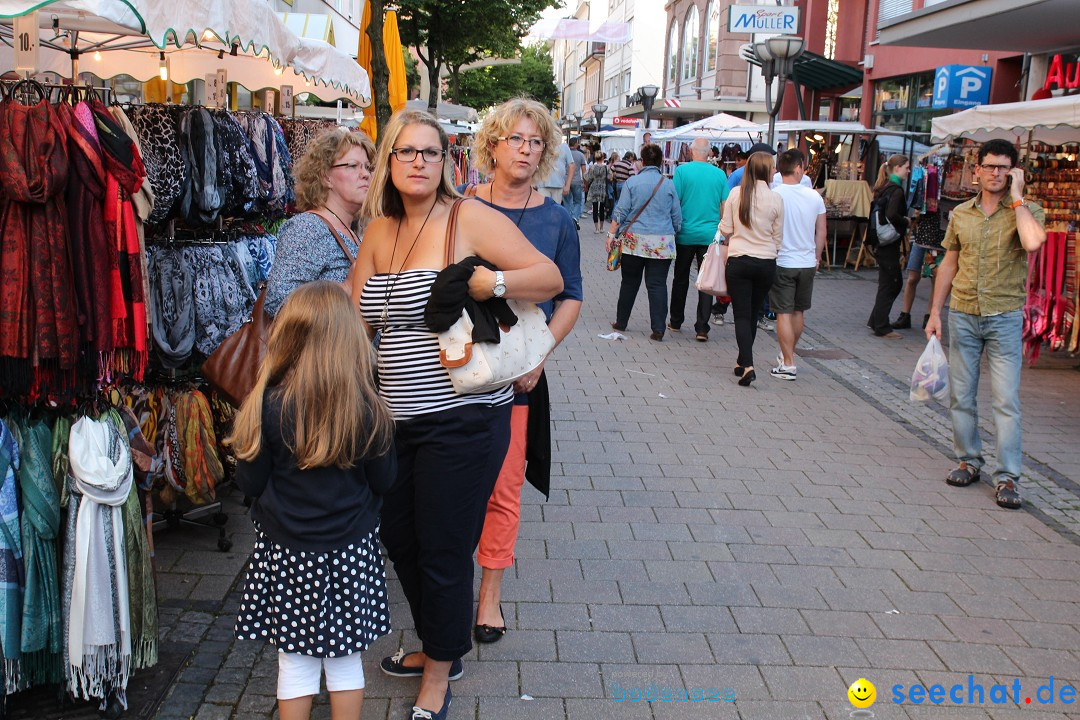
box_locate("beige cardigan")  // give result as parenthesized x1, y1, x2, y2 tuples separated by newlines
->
(719, 181, 784, 259)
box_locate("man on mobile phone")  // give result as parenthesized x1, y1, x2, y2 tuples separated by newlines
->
(925, 139, 1046, 509)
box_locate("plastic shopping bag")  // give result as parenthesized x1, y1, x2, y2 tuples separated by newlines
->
(910, 335, 949, 404)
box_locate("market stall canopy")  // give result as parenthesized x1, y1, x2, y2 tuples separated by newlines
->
(742, 50, 862, 91)
(0, 0, 370, 100)
(931, 95, 1080, 145)
(406, 98, 478, 123)
(652, 112, 760, 140)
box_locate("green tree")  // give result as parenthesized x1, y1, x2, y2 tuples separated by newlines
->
(452, 44, 559, 112)
(365, 0, 392, 134)
(403, 48, 420, 98)
(396, 0, 556, 113)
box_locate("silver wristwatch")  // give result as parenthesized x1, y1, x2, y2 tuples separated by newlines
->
(493, 271, 507, 298)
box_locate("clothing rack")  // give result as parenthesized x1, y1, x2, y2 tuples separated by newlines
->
(0, 79, 112, 105)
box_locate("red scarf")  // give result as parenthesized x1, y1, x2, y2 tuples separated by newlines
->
(0, 99, 78, 369)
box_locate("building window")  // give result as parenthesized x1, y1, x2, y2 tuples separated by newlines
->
(705, 1, 719, 73)
(824, 0, 839, 60)
(681, 6, 699, 82)
(623, 70, 631, 93)
(667, 22, 678, 87)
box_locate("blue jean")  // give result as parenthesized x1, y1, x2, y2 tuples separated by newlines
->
(563, 184, 584, 219)
(616, 254, 672, 335)
(947, 309, 1023, 484)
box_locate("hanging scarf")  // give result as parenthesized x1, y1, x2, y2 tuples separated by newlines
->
(15, 419, 62, 686)
(174, 391, 223, 505)
(64, 416, 132, 709)
(101, 410, 156, 673)
(270, 116, 295, 207)
(0, 99, 78, 371)
(179, 108, 223, 225)
(51, 416, 72, 509)
(0, 419, 24, 693)
(127, 104, 184, 226)
(108, 106, 154, 325)
(148, 249, 195, 369)
(93, 102, 148, 382)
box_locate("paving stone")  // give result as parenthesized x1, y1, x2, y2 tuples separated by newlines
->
(520, 661, 604, 698)
(556, 630, 636, 663)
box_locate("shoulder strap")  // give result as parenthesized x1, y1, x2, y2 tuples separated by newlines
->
(624, 177, 665, 234)
(443, 198, 466, 267)
(463, 183, 478, 198)
(307, 212, 356, 263)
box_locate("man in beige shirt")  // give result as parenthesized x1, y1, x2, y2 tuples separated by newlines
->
(926, 139, 1046, 509)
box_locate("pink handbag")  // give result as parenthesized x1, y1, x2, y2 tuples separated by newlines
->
(695, 238, 728, 296)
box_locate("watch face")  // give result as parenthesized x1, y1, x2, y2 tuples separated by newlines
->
(494, 286, 506, 297)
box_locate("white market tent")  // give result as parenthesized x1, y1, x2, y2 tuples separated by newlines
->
(931, 94, 1080, 144)
(652, 112, 760, 141)
(407, 98, 478, 123)
(0, 0, 370, 101)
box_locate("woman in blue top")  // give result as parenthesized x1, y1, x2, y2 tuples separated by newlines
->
(465, 98, 583, 647)
(606, 144, 682, 341)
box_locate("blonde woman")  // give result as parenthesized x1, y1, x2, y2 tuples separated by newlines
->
(719, 151, 784, 386)
(265, 128, 376, 316)
(351, 110, 562, 720)
(466, 98, 582, 647)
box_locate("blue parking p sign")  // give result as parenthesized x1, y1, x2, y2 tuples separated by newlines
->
(933, 65, 992, 109)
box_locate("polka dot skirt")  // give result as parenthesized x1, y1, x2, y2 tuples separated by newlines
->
(235, 528, 392, 657)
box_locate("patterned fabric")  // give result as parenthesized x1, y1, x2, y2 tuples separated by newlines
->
(0, 419, 24, 693)
(179, 108, 223, 225)
(15, 420, 62, 686)
(174, 391, 223, 505)
(148, 248, 195, 369)
(182, 245, 257, 355)
(0, 99, 78, 369)
(622, 232, 677, 260)
(127, 104, 185, 225)
(236, 527, 391, 657)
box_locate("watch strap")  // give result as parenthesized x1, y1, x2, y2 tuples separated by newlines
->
(1010, 198, 1026, 209)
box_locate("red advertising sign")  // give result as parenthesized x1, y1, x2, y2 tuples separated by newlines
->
(612, 117, 639, 127)
(1043, 54, 1080, 91)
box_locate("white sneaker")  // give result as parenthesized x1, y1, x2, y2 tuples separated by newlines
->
(711, 314, 725, 326)
(770, 363, 797, 380)
(757, 317, 775, 331)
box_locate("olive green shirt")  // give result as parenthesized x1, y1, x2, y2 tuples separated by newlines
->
(942, 192, 1045, 316)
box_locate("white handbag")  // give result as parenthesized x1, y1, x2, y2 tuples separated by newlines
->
(436, 200, 556, 394)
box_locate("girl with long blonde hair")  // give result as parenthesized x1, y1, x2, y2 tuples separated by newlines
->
(719, 150, 785, 386)
(231, 281, 396, 720)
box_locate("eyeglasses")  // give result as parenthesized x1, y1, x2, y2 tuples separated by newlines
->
(390, 147, 445, 163)
(498, 135, 546, 151)
(979, 164, 1013, 174)
(331, 162, 375, 174)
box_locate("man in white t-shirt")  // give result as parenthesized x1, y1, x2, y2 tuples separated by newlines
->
(769, 149, 826, 381)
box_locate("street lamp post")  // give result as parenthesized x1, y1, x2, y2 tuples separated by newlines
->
(592, 103, 608, 134)
(573, 111, 582, 137)
(747, 35, 805, 148)
(638, 84, 659, 130)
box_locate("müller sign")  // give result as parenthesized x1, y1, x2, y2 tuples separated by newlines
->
(728, 5, 800, 34)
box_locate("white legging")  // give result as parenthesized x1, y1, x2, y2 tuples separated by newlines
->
(277, 651, 365, 700)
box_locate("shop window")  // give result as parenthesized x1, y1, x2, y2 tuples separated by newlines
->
(705, 1, 719, 73)
(681, 6, 699, 82)
(667, 22, 678, 87)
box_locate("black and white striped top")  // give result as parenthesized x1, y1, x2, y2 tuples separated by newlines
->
(360, 270, 513, 419)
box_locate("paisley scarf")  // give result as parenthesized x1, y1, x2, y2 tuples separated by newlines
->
(0, 419, 24, 693)
(148, 249, 195, 369)
(174, 391, 223, 505)
(15, 419, 62, 686)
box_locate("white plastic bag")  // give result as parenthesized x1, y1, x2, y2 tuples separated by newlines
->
(910, 335, 950, 404)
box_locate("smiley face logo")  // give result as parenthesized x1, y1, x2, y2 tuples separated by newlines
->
(848, 678, 876, 708)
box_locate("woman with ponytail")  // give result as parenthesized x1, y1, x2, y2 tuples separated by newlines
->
(867, 155, 911, 338)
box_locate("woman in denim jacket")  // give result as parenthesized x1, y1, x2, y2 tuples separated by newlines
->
(606, 144, 682, 341)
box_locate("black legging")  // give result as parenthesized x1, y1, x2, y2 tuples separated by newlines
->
(867, 241, 903, 335)
(592, 200, 605, 224)
(725, 255, 776, 368)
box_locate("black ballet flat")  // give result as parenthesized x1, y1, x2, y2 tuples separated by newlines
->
(738, 368, 757, 387)
(474, 606, 507, 644)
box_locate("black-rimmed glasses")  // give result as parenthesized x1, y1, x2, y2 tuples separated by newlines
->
(331, 162, 376, 174)
(390, 147, 446, 163)
(498, 135, 546, 151)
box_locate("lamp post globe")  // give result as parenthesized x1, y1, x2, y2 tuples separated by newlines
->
(592, 102, 608, 133)
(639, 84, 659, 130)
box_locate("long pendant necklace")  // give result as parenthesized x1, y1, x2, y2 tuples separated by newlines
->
(325, 205, 359, 244)
(490, 178, 532, 228)
(381, 199, 439, 326)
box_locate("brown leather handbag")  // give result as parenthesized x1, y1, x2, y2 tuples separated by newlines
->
(201, 213, 356, 407)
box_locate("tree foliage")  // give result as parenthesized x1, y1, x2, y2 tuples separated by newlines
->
(403, 49, 421, 98)
(396, 0, 556, 112)
(451, 44, 559, 112)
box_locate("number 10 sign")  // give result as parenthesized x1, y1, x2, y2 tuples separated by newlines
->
(13, 12, 39, 73)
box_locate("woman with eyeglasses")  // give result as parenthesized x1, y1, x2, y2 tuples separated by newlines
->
(265, 128, 375, 316)
(464, 98, 582, 651)
(351, 110, 562, 720)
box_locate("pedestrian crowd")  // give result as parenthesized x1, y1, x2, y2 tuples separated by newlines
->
(228, 100, 1046, 720)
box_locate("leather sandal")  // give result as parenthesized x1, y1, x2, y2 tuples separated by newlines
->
(474, 606, 507, 644)
(945, 463, 980, 487)
(995, 479, 1022, 509)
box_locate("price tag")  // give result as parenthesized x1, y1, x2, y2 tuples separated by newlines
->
(279, 85, 294, 116)
(13, 12, 39, 74)
(216, 69, 228, 109)
(204, 73, 219, 106)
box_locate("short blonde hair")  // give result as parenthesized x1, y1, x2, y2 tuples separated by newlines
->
(471, 98, 561, 181)
(362, 110, 458, 219)
(292, 128, 376, 211)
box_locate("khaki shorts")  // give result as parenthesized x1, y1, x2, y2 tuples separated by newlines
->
(769, 266, 816, 313)
(536, 187, 564, 204)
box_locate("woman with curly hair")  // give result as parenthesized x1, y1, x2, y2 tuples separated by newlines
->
(265, 128, 376, 316)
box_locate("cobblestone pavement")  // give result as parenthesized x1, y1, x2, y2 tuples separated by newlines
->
(149, 227, 1080, 720)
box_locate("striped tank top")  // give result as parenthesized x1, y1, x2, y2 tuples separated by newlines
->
(360, 270, 513, 419)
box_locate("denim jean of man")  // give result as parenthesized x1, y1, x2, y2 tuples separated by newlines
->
(563, 184, 584, 220)
(947, 309, 1023, 484)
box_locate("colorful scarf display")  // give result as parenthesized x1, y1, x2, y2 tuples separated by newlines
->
(0, 420, 24, 694)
